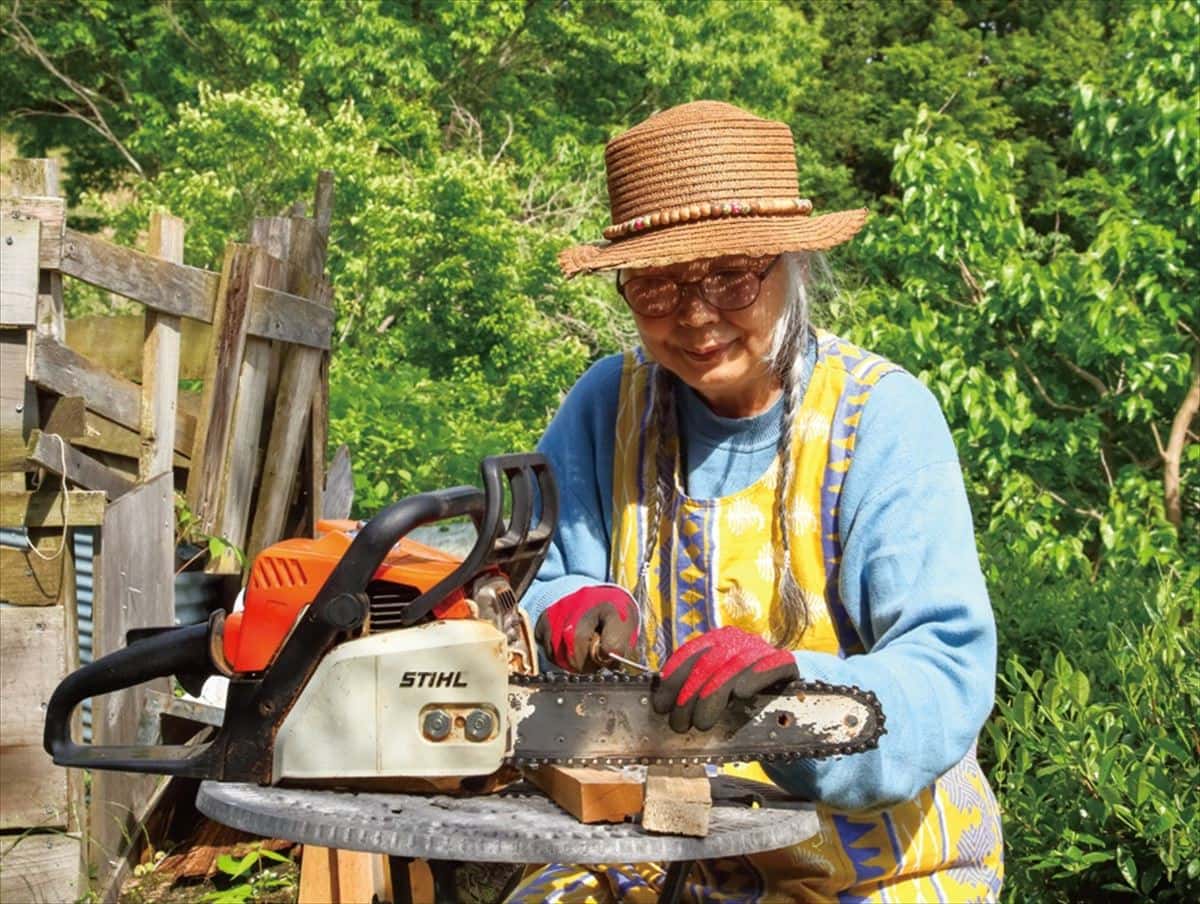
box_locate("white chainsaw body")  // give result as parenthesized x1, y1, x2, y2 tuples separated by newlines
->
(273, 619, 512, 781)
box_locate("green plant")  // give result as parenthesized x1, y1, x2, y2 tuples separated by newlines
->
(983, 554, 1200, 901)
(174, 493, 245, 573)
(205, 844, 294, 904)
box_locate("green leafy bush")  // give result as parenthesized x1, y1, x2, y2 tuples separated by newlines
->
(984, 553, 1199, 900)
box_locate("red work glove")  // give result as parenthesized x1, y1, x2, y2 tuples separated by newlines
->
(651, 626, 799, 733)
(534, 584, 640, 672)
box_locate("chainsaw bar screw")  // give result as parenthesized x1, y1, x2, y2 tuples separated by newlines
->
(423, 710, 452, 741)
(464, 709, 494, 742)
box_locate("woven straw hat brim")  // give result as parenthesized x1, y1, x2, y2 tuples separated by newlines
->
(558, 208, 868, 277)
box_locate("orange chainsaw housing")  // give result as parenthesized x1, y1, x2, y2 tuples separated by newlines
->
(222, 520, 473, 674)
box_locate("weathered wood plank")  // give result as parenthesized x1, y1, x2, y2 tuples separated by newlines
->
(248, 284, 333, 350)
(1, 213, 39, 325)
(66, 312, 211, 381)
(0, 489, 106, 526)
(0, 605, 69, 829)
(523, 765, 645, 824)
(0, 833, 82, 904)
(27, 430, 134, 500)
(246, 345, 321, 564)
(186, 244, 264, 533)
(59, 228, 218, 322)
(0, 197, 65, 271)
(91, 473, 174, 894)
(0, 530, 70, 605)
(42, 393, 86, 439)
(6, 157, 61, 197)
(31, 334, 196, 455)
(322, 444, 353, 520)
(141, 211, 185, 482)
(1, 331, 37, 475)
(72, 407, 190, 468)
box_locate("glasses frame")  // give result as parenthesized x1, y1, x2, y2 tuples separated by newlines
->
(617, 256, 781, 319)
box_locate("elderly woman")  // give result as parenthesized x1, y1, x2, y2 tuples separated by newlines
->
(512, 101, 1003, 902)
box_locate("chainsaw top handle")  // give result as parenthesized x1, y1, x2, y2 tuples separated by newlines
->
(397, 452, 558, 626)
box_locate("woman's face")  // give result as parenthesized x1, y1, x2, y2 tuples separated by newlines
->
(620, 254, 787, 418)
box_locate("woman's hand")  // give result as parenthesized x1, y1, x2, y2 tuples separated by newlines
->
(652, 626, 798, 732)
(534, 584, 640, 672)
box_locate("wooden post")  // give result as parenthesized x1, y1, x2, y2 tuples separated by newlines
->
(7, 158, 65, 340)
(140, 212, 184, 481)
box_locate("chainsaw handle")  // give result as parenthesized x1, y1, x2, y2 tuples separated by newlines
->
(44, 613, 224, 776)
(314, 484, 486, 600)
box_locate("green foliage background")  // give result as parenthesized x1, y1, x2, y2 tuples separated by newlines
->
(4, 1, 1197, 899)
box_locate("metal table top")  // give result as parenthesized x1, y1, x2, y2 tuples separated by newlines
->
(197, 777, 819, 864)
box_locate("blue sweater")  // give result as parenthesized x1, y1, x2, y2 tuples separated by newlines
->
(522, 351, 997, 811)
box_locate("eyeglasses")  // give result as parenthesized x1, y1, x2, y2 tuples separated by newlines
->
(617, 256, 780, 318)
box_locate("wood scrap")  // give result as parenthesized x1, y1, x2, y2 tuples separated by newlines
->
(641, 764, 712, 837)
(155, 818, 294, 883)
(522, 764, 645, 824)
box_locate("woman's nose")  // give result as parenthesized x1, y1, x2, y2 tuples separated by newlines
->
(676, 286, 719, 327)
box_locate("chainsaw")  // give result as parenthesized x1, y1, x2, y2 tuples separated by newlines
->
(44, 453, 884, 789)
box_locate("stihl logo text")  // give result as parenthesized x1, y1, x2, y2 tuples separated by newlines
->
(399, 670, 469, 688)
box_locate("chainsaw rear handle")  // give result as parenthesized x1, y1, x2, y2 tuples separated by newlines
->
(43, 613, 224, 775)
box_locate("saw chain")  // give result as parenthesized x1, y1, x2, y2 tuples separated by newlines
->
(506, 672, 885, 769)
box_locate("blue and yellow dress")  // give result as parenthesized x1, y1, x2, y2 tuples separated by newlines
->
(514, 331, 1004, 902)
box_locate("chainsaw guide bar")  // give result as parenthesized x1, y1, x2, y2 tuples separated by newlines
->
(506, 672, 885, 768)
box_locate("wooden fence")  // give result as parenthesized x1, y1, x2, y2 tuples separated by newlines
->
(0, 157, 341, 902)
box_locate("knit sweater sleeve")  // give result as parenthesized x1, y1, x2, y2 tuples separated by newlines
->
(519, 355, 624, 628)
(765, 371, 998, 810)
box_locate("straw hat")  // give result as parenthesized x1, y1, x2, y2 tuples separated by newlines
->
(558, 101, 868, 277)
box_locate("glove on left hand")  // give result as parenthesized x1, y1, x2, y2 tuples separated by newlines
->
(651, 626, 799, 733)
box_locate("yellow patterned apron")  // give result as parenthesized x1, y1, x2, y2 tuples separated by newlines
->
(509, 332, 1004, 903)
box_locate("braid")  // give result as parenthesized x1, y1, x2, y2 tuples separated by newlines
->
(633, 363, 677, 660)
(768, 253, 814, 648)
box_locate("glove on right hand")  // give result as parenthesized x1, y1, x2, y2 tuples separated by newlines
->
(534, 584, 640, 672)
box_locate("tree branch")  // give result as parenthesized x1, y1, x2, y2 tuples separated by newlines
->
(1007, 347, 1088, 413)
(2, 1, 144, 175)
(1058, 354, 1110, 397)
(1164, 347, 1200, 528)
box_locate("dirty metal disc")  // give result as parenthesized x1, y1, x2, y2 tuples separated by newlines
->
(197, 779, 818, 863)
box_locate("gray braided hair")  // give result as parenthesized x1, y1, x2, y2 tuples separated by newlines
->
(633, 252, 817, 650)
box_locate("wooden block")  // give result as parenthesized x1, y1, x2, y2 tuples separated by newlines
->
(42, 393, 86, 439)
(0, 489, 106, 526)
(0, 833, 82, 904)
(1, 212, 39, 325)
(298, 846, 388, 904)
(641, 766, 712, 838)
(59, 228, 218, 322)
(71, 408, 189, 468)
(523, 765, 645, 824)
(0, 531, 70, 605)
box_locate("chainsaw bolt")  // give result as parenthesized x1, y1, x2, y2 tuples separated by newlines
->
(423, 710, 452, 741)
(464, 709, 494, 742)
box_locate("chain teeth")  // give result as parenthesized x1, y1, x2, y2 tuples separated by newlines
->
(507, 671, 885, 768)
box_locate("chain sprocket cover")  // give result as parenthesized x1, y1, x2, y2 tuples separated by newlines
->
(506, 672, 885, 768)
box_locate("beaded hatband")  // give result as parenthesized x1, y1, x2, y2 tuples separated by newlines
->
(603, 197, 814, 241)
